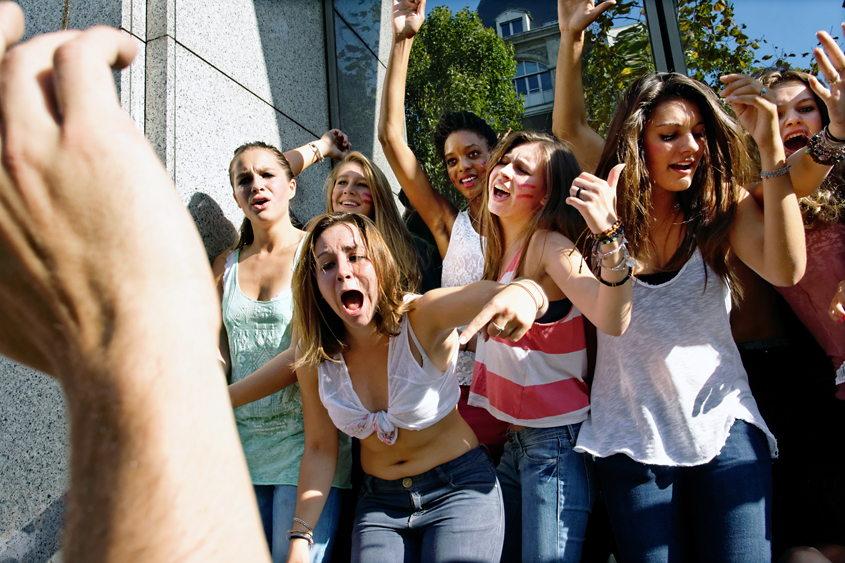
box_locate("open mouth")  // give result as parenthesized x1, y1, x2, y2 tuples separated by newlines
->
(669, 162, 694, 173)
(492, 183, 510, 200)
(341, 290, 364, 313)
(460, 175, 477, 187)
(783, 131, 809, 154)
(339, 200, 360, 209)
(251, 196, 269, 208)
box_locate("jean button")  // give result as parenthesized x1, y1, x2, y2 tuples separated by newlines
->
(402, 478, 412, 488)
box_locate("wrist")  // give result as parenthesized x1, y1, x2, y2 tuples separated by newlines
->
(827, 122, 845, 142)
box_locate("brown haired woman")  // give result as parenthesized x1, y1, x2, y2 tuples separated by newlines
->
(212, 133, 351, 563)
(554, 0, 808, 560)
(286, 212, 548, 563)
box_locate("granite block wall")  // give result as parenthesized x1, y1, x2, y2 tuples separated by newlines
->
(1, 0, 395, 561)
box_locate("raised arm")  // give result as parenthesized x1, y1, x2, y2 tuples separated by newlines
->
(284, 129, 351, 177)
(0, 8, 269, 562)
(285, 359, 339, 563)
(787, 28, 845, 196)
(229, 344, 297, 408)
(552, 0, 614, 173)
(723, 78, 806, 286)
(378, 0, 459, 257)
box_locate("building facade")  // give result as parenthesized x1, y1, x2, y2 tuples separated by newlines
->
(477, 0, 560, 134)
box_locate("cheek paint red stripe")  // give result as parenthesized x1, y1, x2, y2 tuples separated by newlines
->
(516, 194, 534, 199)
(518, 184, 538, 190)
(360, 194, 372, 204)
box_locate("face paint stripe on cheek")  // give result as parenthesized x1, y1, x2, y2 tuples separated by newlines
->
(360, 194, 372, 205)
(516, 194, 535, 199)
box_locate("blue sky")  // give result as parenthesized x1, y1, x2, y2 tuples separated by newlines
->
(426, 0, 845, 70)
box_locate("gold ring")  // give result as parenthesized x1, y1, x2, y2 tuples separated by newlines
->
(829, 74, 841, 87)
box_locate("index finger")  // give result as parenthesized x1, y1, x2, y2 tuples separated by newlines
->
(51, 26, 137, 123)
(459, 302, 498, 344)
(0, 2, 24, 58)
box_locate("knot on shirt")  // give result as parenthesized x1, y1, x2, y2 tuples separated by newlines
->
(344, 411, 397, 445)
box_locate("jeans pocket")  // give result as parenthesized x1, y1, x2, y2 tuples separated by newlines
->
(521, 436, 561, 465)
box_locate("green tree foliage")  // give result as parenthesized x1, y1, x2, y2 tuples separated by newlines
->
(583, 0, 763, 135)
(406, 7, 524, 207)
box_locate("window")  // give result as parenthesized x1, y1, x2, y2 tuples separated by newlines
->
(499, 18, 524, 38)
(513, 61, 554, 108)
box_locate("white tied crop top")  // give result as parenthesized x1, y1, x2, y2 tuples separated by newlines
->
(317, 312, 460, 445)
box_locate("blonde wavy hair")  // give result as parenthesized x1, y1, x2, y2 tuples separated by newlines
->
(292, 213, 413, 369)
(324, 152, 422, 292)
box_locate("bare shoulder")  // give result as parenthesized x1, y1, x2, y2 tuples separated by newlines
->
(211, 249, 234, 297)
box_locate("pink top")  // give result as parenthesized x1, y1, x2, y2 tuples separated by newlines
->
(776, 222, 845, 397)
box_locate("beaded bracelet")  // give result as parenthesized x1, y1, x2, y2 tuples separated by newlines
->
(760, 164, 791, 179)
(806, 125, 845, 166)
(597, 266, 633, 287)
(287, 530, 314, 549)
(293, 517, 313, 533)
(593, 220, 624, 244)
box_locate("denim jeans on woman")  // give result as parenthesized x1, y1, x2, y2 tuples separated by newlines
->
(596, 420, 772, 563)
(253, 484, 344, 563)
(497, 422, 597, 563)
(351, 447, 504, 563)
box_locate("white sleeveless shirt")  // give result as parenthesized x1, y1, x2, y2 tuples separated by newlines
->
(576, 250, 777, 466)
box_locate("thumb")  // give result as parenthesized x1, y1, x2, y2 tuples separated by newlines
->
(606, 163, 626, 190)
(0, 2, 24, 58)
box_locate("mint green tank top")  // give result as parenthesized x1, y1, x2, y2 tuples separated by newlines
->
(223, 248, 351, 487)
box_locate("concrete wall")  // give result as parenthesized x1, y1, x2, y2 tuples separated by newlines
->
(0, 0, 393, 560)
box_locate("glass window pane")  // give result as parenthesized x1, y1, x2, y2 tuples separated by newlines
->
(515, 78, 527, 96)
(500, 22, 511, 37)
(515, 62, 525, 77)
(540, 71, 552, 92)
(525, 61, 538, 74)
(512, 19, 523, 34)
(527, 74, 540, 93)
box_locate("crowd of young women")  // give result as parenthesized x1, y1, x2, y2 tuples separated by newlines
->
(216, 1, 845, 562)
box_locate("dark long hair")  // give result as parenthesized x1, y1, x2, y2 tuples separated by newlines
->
(596, 72, 754, 294)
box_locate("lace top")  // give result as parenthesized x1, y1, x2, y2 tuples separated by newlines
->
(441, 210, 485, 385)
(223, 247, 351, 487)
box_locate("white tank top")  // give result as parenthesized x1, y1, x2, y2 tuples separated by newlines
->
(576, 250, 777, 466)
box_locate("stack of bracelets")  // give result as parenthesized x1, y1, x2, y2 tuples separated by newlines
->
(591, 219, 634, 287)
(287, 516, 314, 549)
(807, 124, 845, 166)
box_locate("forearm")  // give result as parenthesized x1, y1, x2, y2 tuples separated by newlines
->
(62, 308, 268, 563)
(378, 38, 414, 150)
(287, 444, 338, 561)
(759, 149, 807, 286)
(552, 28, 604, 172)
(284, 139, 330, 177)
(229, 346, 297, 408)
(786, 145, 833, 198)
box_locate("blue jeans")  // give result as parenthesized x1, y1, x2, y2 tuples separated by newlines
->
(596, 420, 772, 563)
(351, 447, 504, 563)
(497, 423, 596, 563)
(253, 484, 344, 563)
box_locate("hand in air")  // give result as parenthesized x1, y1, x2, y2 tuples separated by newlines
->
(392, 0, 425, 41)
(567, 163, 624, 234)
(830, 280, 845, 323)
(720, 73, 780, 151)
(0, 7, 218, 379)
(459, 281, 545, 344)
(321, 128, 351, 160)
(809, 26, 845, 138)
(558, 0, 615, 35)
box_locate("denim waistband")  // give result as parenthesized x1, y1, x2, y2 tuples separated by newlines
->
(505, 422, 583, 447)
(364, 446, 490, 492)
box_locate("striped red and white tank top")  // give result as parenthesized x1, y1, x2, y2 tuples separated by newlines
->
(468, 251, 590, 427)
